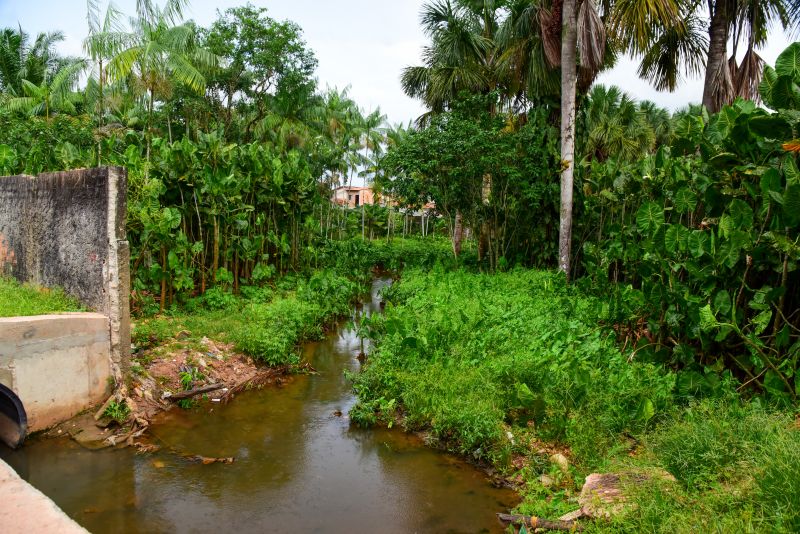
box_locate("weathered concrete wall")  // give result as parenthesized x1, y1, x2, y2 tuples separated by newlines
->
(0, 167, 130, 380)
(0, 458, 89, 533)
(0, 314, 111, 431)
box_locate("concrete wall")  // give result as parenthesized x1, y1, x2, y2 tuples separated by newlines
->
(1, 458, 89, 533)
(0, 314, 111, 431)
(0, 167, 130, 380)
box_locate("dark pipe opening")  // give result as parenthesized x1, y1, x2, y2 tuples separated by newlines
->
(0, 383, 27, 449)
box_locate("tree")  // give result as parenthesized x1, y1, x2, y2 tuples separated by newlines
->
(401, 0, 509, 116)
(636, 0, 800, 113)
(202, 5, 317, 139)
(83, 0, 125, 126)
(3, 58, 86, 119)
(558, 0, 578, 276)
(105, 0, 216, 167)
(0, 28, 66, 95)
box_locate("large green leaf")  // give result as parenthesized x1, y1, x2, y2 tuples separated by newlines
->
(713, 290, 732, 317)
(770, 76, 800, 110)
(785, 156, 800, 185)
(751, 309, 773, 336)
(636, 202, 665, 233)
(728, 199, 754, 229)
(775, 42, 800, 79)
(748, 115, 792, 140)
(664, 224, 681, 254)
(760, 168, 782, 202)
(759, 65, 779, 108)
(783, 183, 800, 226)
(673, 188, 697, 213)
(699, 304, 719, 332)
(688, 230, 709, 258)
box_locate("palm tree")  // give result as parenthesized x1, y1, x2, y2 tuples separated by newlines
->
(554, 0, 681, 278)
(635, 0, 800, 112)
(83, 0, 125, 126)
(0, 28, 66, 95)
(104, 0, 216, 167)
(3, 58, 86, 118)
(401, 0, 508, 118)
(582, 85, 661, 162)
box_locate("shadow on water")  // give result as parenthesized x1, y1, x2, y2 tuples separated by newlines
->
(1, 278, 518, 533)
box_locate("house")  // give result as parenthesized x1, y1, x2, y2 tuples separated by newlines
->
(332, 186, 377, 208)
(332, 185, 436, 214)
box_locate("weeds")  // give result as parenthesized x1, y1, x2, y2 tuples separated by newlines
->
(102, 400, 131, 424)
(0, 277, 83, 317)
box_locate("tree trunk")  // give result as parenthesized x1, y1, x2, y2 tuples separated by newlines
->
(453, 210, 464, 257)
(702, 0, 732, 113)
(558, 0, 578, 279)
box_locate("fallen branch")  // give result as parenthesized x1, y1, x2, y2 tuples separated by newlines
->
(185, 455, 235, 465)
(497, 513, 584, 532)
(166, 383, 225, 401)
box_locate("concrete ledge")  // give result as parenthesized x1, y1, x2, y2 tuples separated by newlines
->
(0, 313, 112, 431)
(0, 458, 88, 533)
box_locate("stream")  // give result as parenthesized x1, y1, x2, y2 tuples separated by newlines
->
(0, 278, 518, 533)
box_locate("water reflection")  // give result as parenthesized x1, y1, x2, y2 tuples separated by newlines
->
(1, 278, 517, 533)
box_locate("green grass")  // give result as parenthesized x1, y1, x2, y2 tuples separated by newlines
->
(0, 277, 83, 317)
(350, 268, 800, 532)
(132, 270, 361, 366)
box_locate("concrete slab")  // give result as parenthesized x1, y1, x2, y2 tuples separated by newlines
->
(0, 458, 88, 533)
(0, 313, 112, 431)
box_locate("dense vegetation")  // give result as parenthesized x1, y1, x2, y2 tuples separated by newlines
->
(2, 0, 800, 530)
(132, 238, 461, 366)
(353, 269, 800, 531)
(0, 277, 83, 317)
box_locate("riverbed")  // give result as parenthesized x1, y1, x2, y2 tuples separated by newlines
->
(1, 278, 517, 533)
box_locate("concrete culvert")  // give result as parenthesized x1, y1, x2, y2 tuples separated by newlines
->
(0, 383, 27, 449)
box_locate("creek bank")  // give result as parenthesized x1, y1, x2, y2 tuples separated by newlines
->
(51, 334, 298, 450)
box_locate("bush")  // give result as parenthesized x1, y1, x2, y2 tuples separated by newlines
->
(352, 269, 675, 465)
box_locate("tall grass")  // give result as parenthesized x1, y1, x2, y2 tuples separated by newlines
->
(0, 277, 83, 317)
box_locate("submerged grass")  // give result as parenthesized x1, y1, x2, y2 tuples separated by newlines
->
(351, 268, 800, 532)
(0, 277, 83, 317)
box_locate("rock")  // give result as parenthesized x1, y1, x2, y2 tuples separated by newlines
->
(578, 470, 676, 519)
(175, 330, 191, 340)
(539, 474, 555, 487)
(197, 357, 207, 368)
(133, 387, 143, 398)
(550, 453, 570, 474)
(143, 389, 153, 401)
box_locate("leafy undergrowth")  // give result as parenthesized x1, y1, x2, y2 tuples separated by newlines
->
(132, 270, 361, 367)
(351, 269, 800, 532)
(0, 277, 83, 317)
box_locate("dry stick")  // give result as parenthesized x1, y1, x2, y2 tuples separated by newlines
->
(166, 383, 225, 401)
(497, 513, 584, 532)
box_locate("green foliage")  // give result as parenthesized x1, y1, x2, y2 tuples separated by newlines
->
(352, 269, 675, 465)
(604, 399, 800, 533)
(0, 277, 83, 317)
(379, 94, 560, 270)
(580, 46, 800, 400)
(102, 400, 131, 424)
(648, 400, 791, 489)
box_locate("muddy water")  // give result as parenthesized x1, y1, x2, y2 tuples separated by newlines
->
(1, 279, 517, 533)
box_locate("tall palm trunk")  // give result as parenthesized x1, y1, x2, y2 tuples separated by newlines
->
(702, 0, 732, 113)
(558, 0, 578, 279)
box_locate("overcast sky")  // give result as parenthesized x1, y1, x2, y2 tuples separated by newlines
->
(1, 0, 796, 125)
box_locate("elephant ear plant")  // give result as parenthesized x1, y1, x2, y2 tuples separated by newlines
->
(581, 42, 800, 403)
